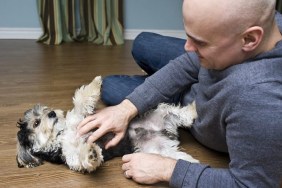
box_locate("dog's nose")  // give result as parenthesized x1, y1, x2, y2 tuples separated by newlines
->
(48, 111, 56, 118)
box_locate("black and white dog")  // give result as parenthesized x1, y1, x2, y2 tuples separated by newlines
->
(16, 76, 198, 173)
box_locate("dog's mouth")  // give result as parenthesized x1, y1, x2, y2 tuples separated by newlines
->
(53, 118, 58, 125)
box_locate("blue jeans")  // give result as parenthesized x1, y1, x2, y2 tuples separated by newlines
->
(101, 32, 186, 106)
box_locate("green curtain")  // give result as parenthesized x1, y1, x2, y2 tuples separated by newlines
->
(37, 0, 124, 45)
(277, 0, 282, 13)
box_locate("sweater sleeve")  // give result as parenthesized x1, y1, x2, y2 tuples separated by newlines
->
(170, 161, 238, 188)
(126, 52, 200, 114)
(170, 84, 282, 188)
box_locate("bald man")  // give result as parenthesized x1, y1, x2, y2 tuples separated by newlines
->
(77, 0, 282, 187)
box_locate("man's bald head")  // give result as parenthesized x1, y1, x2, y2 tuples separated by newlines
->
(183, 0, 276, 36)
(223, 0, 276, 33)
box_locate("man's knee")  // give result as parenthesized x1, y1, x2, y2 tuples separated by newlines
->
(132, 32, 158, 62)
(101, 75, 146, 106)
(101, 76, 122, 106)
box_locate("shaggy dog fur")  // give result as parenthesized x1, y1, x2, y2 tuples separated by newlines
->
(16, 76, 199, 173)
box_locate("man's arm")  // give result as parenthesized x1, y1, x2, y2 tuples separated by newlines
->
(127, 52, 200, 115)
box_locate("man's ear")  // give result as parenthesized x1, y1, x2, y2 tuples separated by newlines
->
(241, 26, 264, 52)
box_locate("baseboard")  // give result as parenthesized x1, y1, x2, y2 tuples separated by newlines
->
(0, 28, 42, 39)
(0, 28, 186, 40)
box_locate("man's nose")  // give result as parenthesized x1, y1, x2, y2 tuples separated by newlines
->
(184, 39, 197, 52)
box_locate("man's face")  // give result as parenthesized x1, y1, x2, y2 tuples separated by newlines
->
(183, 0, 245, 70)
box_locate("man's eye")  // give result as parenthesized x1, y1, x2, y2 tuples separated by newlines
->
(186, 35, 207, 47)
(195, 40, 206, 47)
(33, 119, 41, 128)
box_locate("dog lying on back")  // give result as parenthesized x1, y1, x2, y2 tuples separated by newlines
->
(16, 76, 199, 173)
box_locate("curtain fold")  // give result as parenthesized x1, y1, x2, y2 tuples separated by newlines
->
(277, 0, 282, 13)
(37, 0, 124, 45)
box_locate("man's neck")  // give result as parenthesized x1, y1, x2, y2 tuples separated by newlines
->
(262, 23, 282, 52)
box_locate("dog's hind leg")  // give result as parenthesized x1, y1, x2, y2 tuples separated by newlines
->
(163, 148, 199, 163)
(159, 141, 199, 163)
(157, 101, 197, 129)
(147, 102, 199, 163)
(133, 132, 199, 163)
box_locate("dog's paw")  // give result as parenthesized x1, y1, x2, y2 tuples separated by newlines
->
(65, 154, 83, 172)
(188, 101, 197, 121)
(173, 151, 199, 163)
(65, 143, 103, 173)
(80, 143, 104, 173)
(73, 76, 102, 115)
(177, 102, 198, 129)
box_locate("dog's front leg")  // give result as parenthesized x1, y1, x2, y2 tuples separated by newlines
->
(62, 125, 104, 173)
(62, 76, 103, 173)
(72, 76, 102, 117)
(77, 142, 104, 173)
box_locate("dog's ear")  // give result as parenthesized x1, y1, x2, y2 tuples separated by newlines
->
(16, 121, 43, 168)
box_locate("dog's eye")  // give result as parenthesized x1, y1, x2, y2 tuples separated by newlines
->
(33, 119, 41, 128)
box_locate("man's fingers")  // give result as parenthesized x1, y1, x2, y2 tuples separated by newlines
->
(76, 115, 96, 130)
(122, 154, 133, 162)
(105, 133, 124, 149)
(87, 127, 108, 144)
(121, 162, 130, 171)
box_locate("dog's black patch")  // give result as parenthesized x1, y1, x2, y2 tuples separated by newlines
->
(134, 127, 148, 138)
(96, 132, 134, 161)
(31, 148, 64, 164)
(161, 129, 178, 140)
(134, 127, 161, 142)
(162, 113, 179, 140)
(16, 153, 43, 168)
(17, 119, 27, 129)
(17, 121, 32, 148)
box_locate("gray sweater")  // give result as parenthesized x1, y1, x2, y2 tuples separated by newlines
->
(127, 13, 282, 187)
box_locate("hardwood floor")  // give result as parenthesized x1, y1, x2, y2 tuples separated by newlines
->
(0, 40, 229, 188)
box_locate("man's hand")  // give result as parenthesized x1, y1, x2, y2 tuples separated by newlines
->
(122, 153, 177, 184)
(76, 99, 138, 149)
